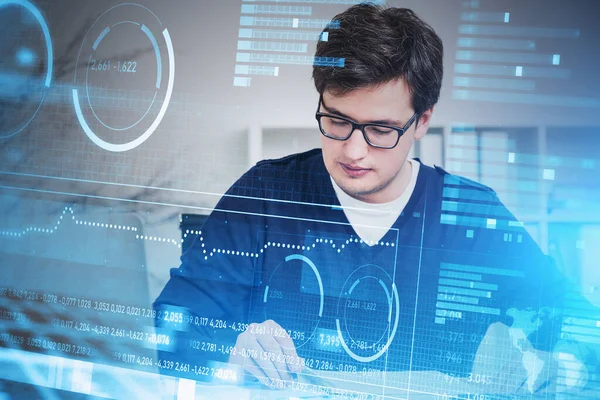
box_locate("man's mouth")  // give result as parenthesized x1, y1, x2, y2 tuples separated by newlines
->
(340, 163, 371, 177)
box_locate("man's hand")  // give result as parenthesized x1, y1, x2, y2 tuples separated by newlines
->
(471, 321, 559, 394)
(229, 319, 304, 385)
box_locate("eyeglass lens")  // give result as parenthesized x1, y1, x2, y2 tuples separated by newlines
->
(319, 115, 398, 148)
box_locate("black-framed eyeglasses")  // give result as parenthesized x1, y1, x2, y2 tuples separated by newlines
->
(315, 94, 420, 149)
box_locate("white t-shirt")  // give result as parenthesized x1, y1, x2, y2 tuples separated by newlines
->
(330, 158, 420, 246)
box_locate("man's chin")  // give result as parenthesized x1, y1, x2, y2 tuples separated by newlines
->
(335, 179, 377, 200)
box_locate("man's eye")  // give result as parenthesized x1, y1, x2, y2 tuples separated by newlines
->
(370, 127, 393, 134)
(331, 120, 347, 126)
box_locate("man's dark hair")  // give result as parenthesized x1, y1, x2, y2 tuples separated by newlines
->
(312, 2, 444, 116)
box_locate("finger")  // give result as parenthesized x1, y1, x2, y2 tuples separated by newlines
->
(245, 336, 287, 383)
(230, 330, 282, 383)
(245, 359, 290, 390)
(274, 330, 304, 374)
(255, 330, 294, 381)
(229, 331, 254, 366)
(231, 349, 275, 387)
(229, 330, 275, 378)
(243, 360, 270, 385)
(264, 320, 304, 374)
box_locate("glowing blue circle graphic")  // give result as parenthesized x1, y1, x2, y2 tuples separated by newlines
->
(336, 264, 400, 363)
(343, 276, 392, 345)
(0, 0, 53, 139)
(72, 3, 174, 152)
(84, 22, 159, 132)
(263, 254, 324, 349)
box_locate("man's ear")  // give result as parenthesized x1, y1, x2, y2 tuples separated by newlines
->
(414, 107, 434, 141)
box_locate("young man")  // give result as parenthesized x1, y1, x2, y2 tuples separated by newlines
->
(155, 3, 597, 397)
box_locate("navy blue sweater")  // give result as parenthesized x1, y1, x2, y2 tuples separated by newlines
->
(154, 149, 563, 381)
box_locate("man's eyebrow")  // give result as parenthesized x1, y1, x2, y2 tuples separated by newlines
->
(320, 101, 405, 126)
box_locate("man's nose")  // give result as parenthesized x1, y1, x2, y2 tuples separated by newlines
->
(343, 128, 369, 160)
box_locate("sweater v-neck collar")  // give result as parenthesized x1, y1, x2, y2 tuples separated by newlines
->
(312, 155, 430, 242)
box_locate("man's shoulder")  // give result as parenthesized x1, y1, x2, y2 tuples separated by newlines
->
(423, 162, 498, 201)
(253, 148, 323, 174)
(227, 148, 332, 202)
(240, 148, 327, 186)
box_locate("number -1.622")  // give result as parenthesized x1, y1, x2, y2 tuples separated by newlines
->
(90, 60, 137, 73)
